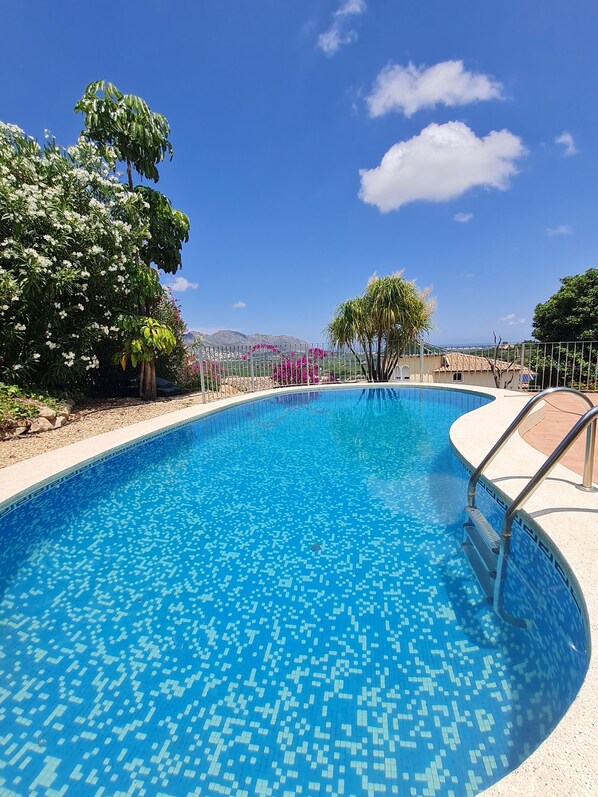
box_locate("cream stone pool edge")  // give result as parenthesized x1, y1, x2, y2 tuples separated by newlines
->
(0, 383, 595, 796)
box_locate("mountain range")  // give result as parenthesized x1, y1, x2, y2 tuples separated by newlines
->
(183, 329, 311, 348)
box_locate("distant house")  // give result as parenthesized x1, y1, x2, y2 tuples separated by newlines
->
(393, 350, 533, 389)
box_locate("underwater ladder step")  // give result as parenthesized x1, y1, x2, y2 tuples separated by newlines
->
(462, 506, 501, 601)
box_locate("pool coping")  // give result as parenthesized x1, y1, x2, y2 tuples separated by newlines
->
(0, 382, 596, 795)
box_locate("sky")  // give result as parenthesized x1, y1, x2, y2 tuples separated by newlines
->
(2, 0, 597, 344)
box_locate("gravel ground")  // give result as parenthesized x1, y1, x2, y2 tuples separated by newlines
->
(0, 392, 212, 469)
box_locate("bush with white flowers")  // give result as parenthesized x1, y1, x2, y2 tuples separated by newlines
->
(0, 122, 154, 389)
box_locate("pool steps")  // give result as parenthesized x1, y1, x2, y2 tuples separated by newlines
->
(462, 506, 500, 600)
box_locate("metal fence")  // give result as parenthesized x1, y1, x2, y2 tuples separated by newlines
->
(191, 340, 598, 403)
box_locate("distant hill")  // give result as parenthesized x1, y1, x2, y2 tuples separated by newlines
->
(183, 329, 311, 349)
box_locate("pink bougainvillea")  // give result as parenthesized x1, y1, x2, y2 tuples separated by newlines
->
(242, 344, 327, 385)
(178, 352, 221, 390)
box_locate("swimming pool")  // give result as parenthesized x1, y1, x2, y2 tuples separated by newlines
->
(0, 387, 588, 796)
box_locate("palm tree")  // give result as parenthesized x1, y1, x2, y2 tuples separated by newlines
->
(327, 273, 435, 382)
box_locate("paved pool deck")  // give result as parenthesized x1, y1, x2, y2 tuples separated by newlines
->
(521, 390, 598, 480)
(0, 383, 596, 796)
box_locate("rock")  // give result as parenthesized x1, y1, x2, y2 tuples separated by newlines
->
(53, 415, 68, 428)
(38, 406, 57, 421)
(219, 384, 241, 396)
(28, 417, 54, 434)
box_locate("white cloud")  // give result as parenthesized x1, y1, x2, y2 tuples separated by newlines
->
(317, 0, 366, 56)
(232, 300, 247, 309)
(555, 131, 578, 157)
(167, 276, 198, 292)
(454, 212, 473, 223)
(459, 271, 474, 279)
(366, 60, 503, 118)
(499, 313, 526, 326)
(546, 224, 574, 236)
(359, 121, 525, 213)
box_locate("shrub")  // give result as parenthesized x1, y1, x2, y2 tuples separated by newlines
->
(177, 353, 221, 392)
(242, 344, 327, 386)
(0, 382, 62, 432)
(153, 289, 188, 383)
(0, 123, 149, 390)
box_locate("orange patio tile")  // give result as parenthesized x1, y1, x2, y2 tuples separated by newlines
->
(522, 392, 598, 484)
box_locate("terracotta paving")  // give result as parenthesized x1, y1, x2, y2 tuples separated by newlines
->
(521, 392, 598, 484)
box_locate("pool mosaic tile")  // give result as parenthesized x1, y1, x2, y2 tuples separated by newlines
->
(0, 388, 588, 796)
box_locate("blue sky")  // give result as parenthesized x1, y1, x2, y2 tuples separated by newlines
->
(3, 0, 597, 344)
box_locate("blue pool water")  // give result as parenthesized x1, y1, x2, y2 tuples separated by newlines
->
(0, 387, 588, 796)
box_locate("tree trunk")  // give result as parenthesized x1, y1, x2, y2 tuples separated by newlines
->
(128, 160, 158, 402)
(126, 159, 134, 192)
(138, 361, 145, 398)
(139, 358, 157, 401)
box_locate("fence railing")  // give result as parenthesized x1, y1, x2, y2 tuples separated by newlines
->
(188, 340, 598, 403)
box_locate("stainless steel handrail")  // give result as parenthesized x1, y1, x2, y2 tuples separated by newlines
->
(503, 403, 598, 535)
(468, 386, 595, 507)
(494, 403, 598, 625)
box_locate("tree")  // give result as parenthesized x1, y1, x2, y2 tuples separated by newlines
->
(327, 273, 434, 382)
(75, 80, 190, 400)
(115, 315, 176, 374)
(74, 80, 172, 191)
(532, 268, 598, 341)
(486, 332, 520, 388)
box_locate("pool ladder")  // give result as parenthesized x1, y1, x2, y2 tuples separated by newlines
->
(463, 387, 598, 627)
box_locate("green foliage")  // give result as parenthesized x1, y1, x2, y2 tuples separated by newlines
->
(327, 272, 434, 382)
(527, 343, 597, 390)
(532, 268, 598, 341)
(0, 122, 152, 389)
(0, 382, 61, 430)
(75, 80, 172, 185)
(176, 354, 222, 392)
(153, 289, 188, 382)
(75, 81, 190, 275)
(135, 186, 190, 274)
(115, 315, 176, 370)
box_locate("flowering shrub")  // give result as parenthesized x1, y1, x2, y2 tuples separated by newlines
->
(0, 122, 152, 389)
(243, 344, 327, 385)
(177, 353, 222, 392)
